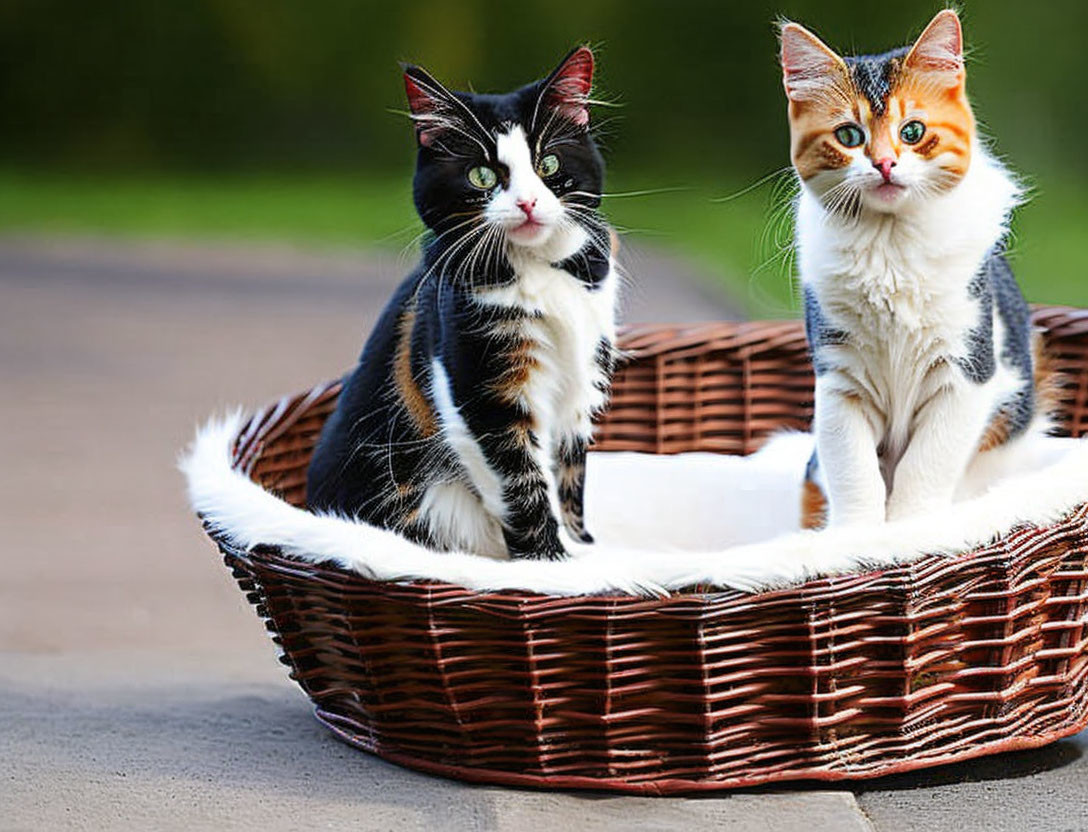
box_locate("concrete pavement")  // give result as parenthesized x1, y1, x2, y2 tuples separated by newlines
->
(2, 652, 873, 832)
(2, 235, 1085, 831)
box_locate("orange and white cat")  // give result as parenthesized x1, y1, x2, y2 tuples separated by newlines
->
(780, 11, 1056, 528)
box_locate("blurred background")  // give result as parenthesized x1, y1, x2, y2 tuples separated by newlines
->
(2, 0, 1084, 315)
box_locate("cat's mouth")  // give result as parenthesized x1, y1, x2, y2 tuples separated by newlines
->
(866, 180, 908, 208)
(507, 217, 551, 244)
(873, 182, 906, 197)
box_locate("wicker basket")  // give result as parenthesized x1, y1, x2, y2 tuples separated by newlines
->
(203, 306, 1088, 793)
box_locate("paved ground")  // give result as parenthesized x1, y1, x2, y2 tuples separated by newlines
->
(2, 235, 1085, 831)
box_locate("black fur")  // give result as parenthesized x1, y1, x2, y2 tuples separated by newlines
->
(844, 48, 909, 116)
(958, 270, 997, 384)
(407, 56, 603, 246)
(307, 50, 613, 561)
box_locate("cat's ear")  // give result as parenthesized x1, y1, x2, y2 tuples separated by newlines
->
(904, 10, 965, 85)
(779, 22, 848, 103)
(540, 46, 594, 126)
(403, 64, 462, 148)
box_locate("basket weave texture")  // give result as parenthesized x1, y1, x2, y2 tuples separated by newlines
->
(211, 306, 1088, 793)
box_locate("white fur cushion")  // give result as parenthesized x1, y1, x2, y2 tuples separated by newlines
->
(182, 415, 1088, 596)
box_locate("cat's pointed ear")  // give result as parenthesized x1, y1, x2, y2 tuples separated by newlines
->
(540, 46, 594, 126)
(905, 10, 965, 85)
(779, 22, 848, 103)
(403, 64, 461, 147)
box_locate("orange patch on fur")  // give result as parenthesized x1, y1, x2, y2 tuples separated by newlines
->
(1032, 332, 1064, 424)
(801, 479, 828, 530)
(795, 128, 826, 160)
(491, 340, 541, 405)
(895, 74, 973, 182)
(978, 334, 1063, 453)
(816, 142, 851, 169)
(925, 121, 970, 141)
(866, 113, 898, 165)
(915, 133, 940, 157)
(508, 415, 535, 447)
(977, 408, 1012, 454)
(393, 307, 437, 437)
(785, 52, 975, 187)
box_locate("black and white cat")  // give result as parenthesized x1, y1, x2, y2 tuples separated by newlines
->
(307, 47, 618, 561)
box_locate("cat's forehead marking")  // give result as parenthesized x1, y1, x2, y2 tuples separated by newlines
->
(845, 47, 908, 117)
(496, 125, 534, 173)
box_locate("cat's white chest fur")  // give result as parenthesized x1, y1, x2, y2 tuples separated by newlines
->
(801, 196, 991, 453)
(478, 247, 618, 456)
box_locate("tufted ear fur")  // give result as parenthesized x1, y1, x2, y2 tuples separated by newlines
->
(779, 22, 848, 103)
(539, 46, 594, 126)
(403, 64, 464, 148)
(904, 9, 965, 87)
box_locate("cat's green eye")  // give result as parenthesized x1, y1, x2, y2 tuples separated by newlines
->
(834, 124, 865, 149)
(900, 120, 926, 145)
(537, 153, 560, 177)
(467, 165, 498, 190)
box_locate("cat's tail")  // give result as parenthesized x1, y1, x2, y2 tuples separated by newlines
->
(1032, 331, 1064, 433)
(800, 450, 828, 531)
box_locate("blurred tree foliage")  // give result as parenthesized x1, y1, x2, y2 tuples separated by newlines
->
(1, 0, 1083, 181)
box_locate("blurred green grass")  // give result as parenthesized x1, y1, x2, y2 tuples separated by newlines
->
(0, 169, 1081, 317)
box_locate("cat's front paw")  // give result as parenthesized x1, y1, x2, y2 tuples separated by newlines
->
(505, 521, 569, 561)
(537, 542, 570, 561)
(508, 541, 569, 561)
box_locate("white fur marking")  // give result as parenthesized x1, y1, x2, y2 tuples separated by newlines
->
(429, 357, 505, 519)
(487, 126, 566, 248)
(419, 481, 505, 559)
(475, 242, 617, 517)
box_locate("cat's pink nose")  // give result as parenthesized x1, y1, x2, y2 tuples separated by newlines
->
(516, 198, 537, 217)
(873, 158, 896, 183)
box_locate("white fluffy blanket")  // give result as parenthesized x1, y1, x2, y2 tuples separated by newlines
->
(182, 413, 1088, 596)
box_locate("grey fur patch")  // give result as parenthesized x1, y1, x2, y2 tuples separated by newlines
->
(955, 249, 1036, 443)
(956, 270, 996, 384)
(803, 285, 849, 376)
(988, 251, 1035, 439)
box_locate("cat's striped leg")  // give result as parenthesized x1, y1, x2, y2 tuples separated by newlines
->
(554, 435, 594, 544)
(477, 424, 567, 560)
(429, 355, 565, 560)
